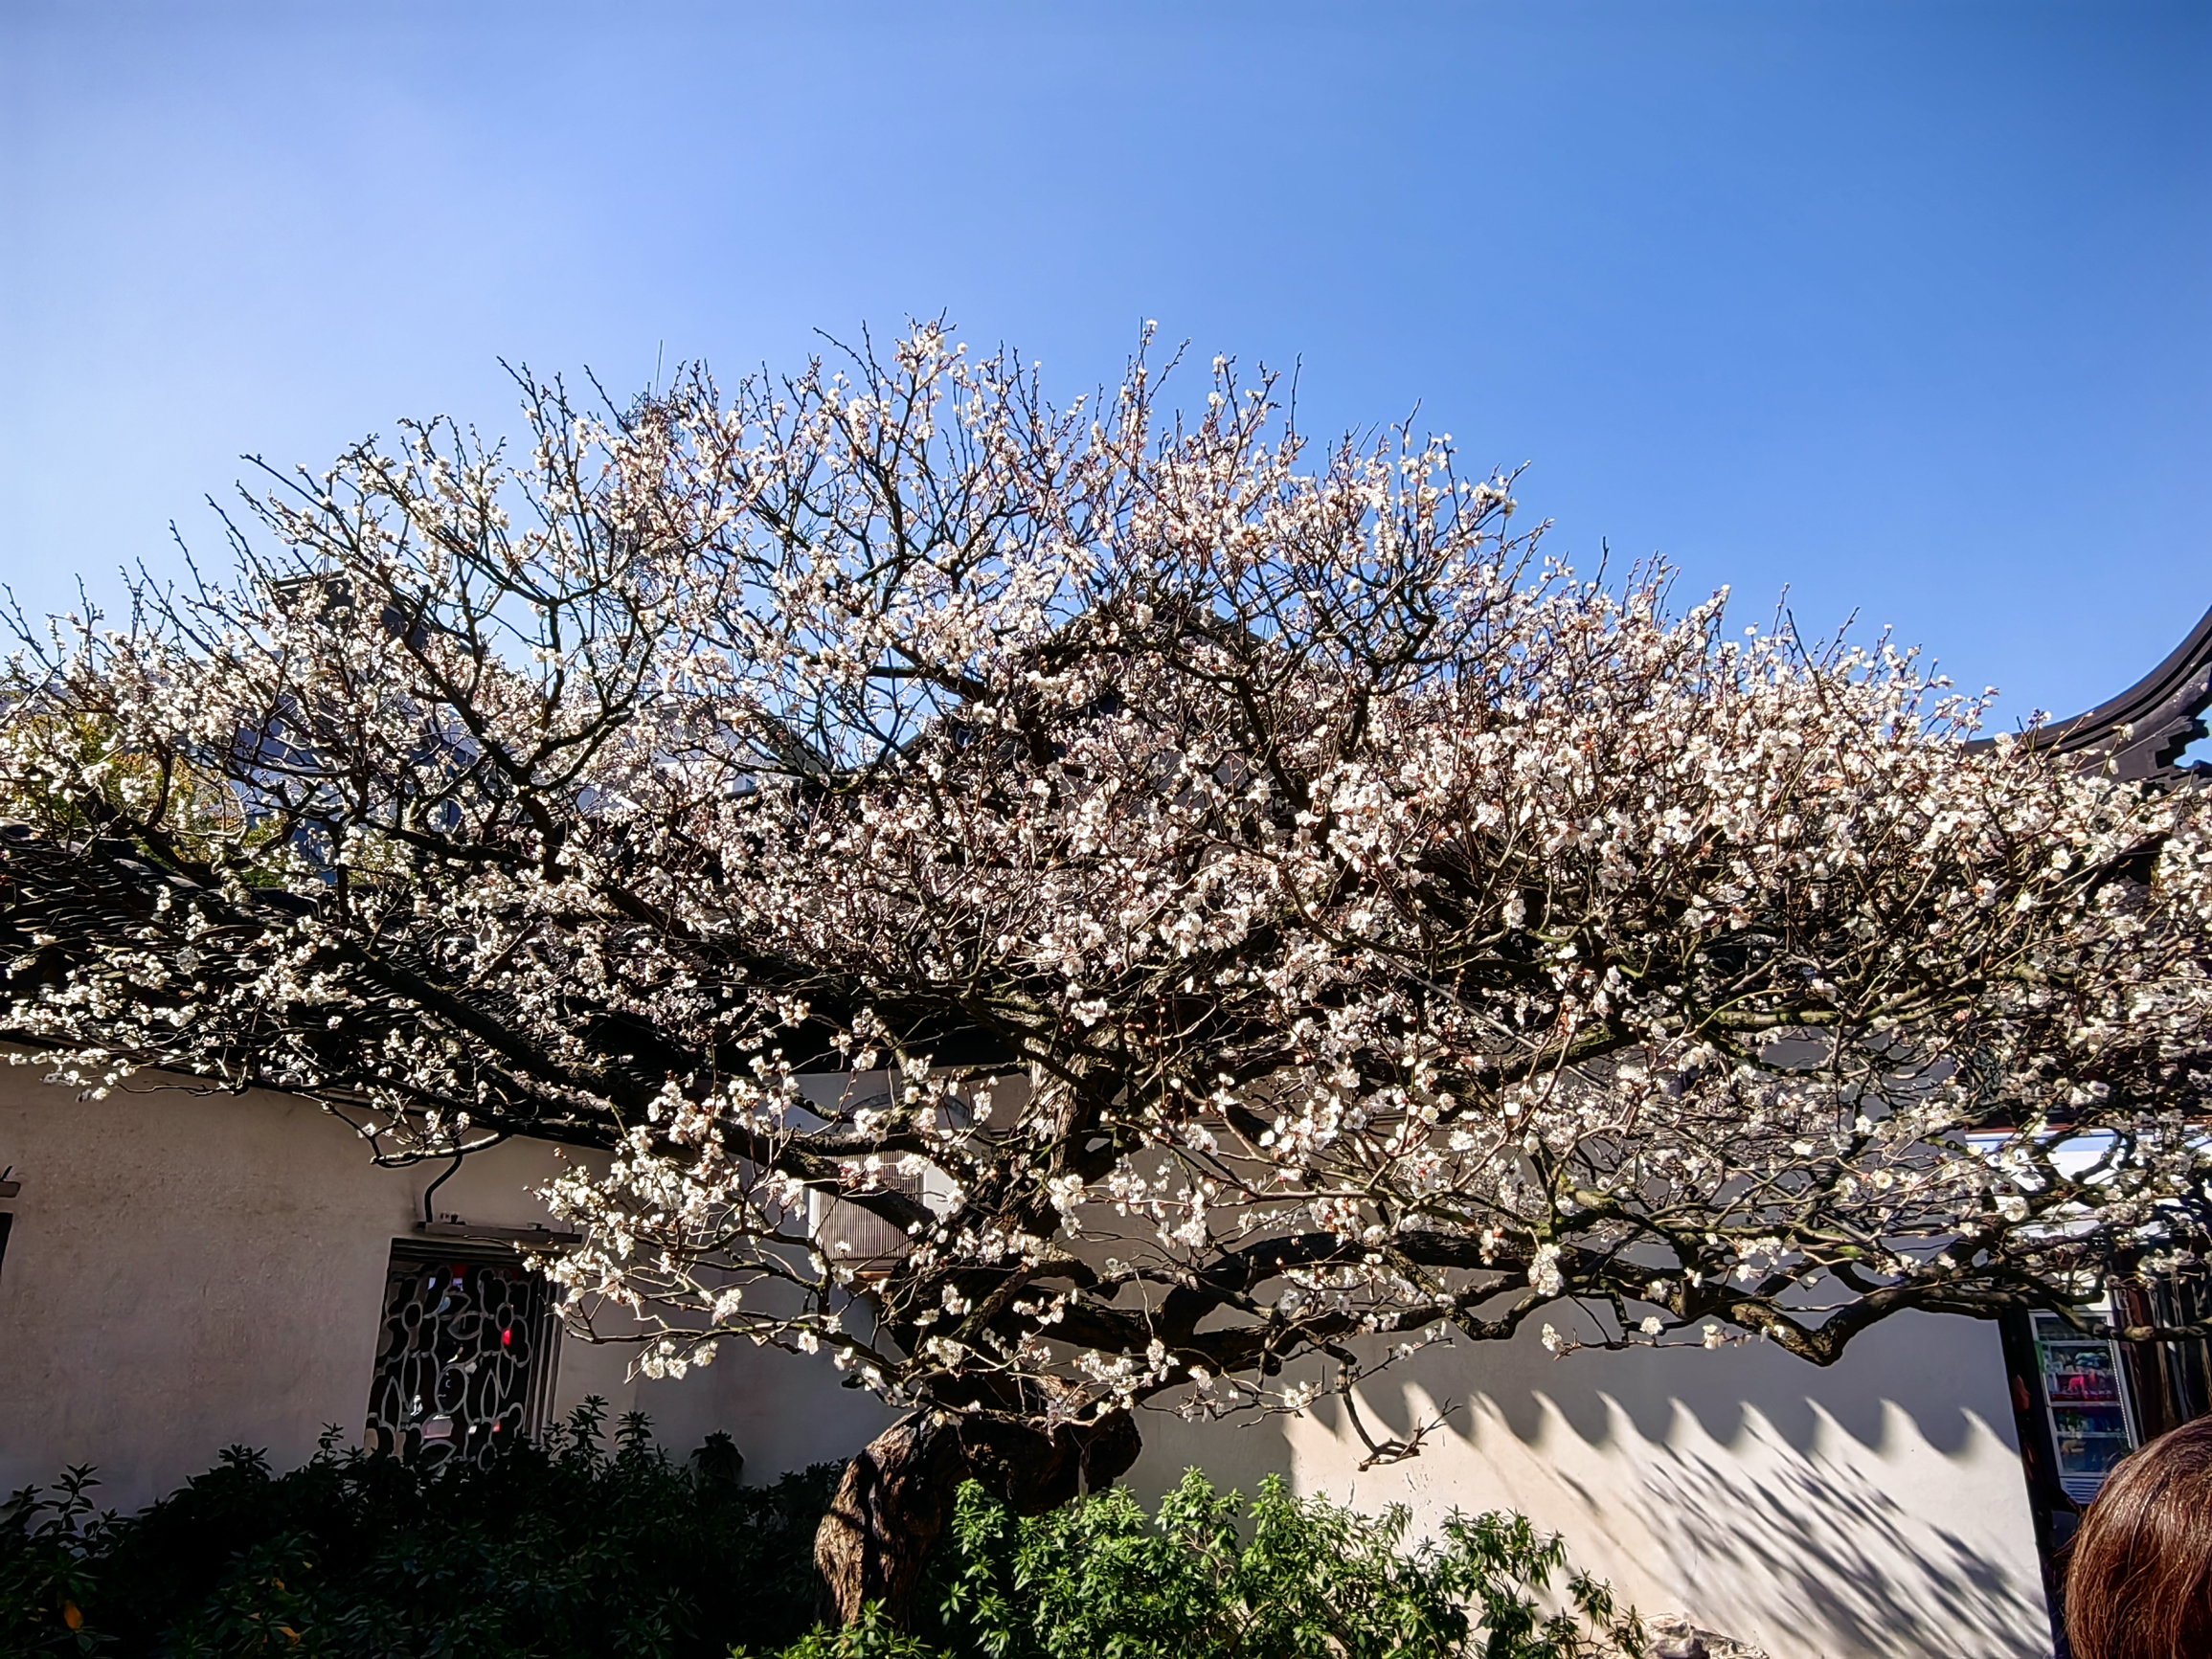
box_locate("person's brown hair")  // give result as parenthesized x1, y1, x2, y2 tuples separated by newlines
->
(2065, 1413, 2212, 1659)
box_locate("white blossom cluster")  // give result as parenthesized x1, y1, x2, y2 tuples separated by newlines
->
(5, 324, 2210, 1438)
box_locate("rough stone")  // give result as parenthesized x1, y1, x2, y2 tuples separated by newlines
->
(1624, 1614, 1771, 1659)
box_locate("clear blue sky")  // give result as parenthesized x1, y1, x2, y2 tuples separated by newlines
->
(3, 1, 2205, 729)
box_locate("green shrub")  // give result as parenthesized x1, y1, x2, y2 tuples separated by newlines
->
(759, 1603, 947, 1659)
(1, 1402, 836, 1659)
(5, 1418, 1637, 1659)
(934, 1468, 1639, 1659)
(0, 1465, 105, 1657)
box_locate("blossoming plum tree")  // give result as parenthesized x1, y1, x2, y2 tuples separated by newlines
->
(6, 326, 2211, 1624)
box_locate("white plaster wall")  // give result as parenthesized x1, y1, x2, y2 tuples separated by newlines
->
(0, 1065, 650, 1509)
(688, 1339, 900, 1481)
(660, 1302, 2052, 1659)
(0, 1065, 2055, 1657)
(1124, 1313, 2051, 1659)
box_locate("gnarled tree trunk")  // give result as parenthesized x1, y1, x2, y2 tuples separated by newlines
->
(813, 1406, 1140, 1627)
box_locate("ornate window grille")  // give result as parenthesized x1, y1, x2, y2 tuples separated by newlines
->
(364, 1241, 559, 1467)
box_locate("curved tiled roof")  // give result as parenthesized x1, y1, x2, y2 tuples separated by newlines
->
(1971, 604, 2212, 784)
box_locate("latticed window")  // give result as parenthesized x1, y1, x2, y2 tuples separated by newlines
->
(364, 1242, 558, 1467)
(801, 1069, 942, 1281)
(809, 1164, 926, 1279)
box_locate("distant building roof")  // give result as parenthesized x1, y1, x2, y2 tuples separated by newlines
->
(1973, 603, 2212, 784)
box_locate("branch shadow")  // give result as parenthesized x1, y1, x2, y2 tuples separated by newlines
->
(1626, 1419, 2048, 1659)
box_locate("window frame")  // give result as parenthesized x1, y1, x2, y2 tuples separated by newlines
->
(363, 1236, 563, 1465)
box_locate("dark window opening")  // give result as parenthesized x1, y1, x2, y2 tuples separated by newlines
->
(364, 1240, 559, 1468)
(2111, 1264, 2212, 1439)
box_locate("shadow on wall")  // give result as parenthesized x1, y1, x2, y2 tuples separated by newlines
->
(1484, 1312, 1995, 1459)
(697, 1308, 2053, 1659)
(1621, 1413, 2047, 1659)
(1210, 1314, 2054, 1659)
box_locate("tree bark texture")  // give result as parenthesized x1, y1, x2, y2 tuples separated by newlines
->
(813, 1407, 1140, 1627)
